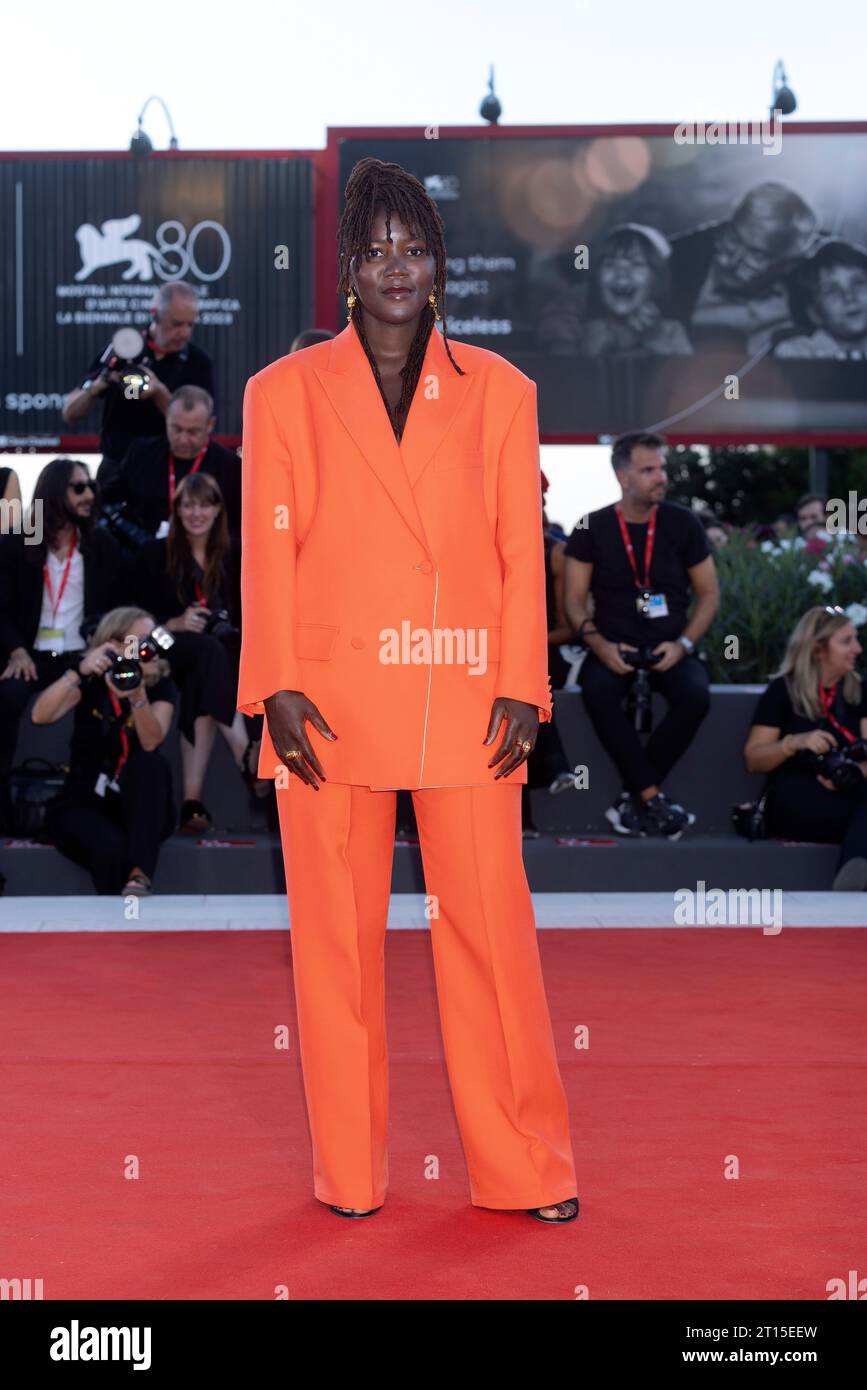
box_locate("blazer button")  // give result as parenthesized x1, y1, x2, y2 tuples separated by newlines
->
(414, 560, 432, 573)
(350, 636, 365, 649)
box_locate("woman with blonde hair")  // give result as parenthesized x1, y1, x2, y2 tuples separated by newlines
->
(33, 606, 178, 895)
(744, 606, 867, 889)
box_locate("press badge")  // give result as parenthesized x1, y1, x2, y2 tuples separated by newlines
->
(37, 626, 64, 651)
(636, 592, 669, 618)
(94, 772, 121, 797)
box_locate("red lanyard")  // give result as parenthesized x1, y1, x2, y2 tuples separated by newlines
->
(43, 530, 77, 625)
(106, 685, 132, 781)
(168, 446, 207, 511)
(615, 503, 657, 591)
(818, 681, 856, 744)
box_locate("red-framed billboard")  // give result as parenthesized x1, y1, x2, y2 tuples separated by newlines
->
(3, 124, 867, 450)
(323, 123, 867, 446)
(0, 149, 315, 453)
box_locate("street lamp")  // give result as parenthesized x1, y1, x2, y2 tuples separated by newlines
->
(770, 60, 797, 119)
(130, 96, 179, 155)
(479, 65, 501, 125)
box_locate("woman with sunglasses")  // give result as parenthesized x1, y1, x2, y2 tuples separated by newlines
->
(744, 605, 867, 889)
(0, 458, 130, 831)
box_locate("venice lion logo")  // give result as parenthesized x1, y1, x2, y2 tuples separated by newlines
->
(74, 215, 170, 282)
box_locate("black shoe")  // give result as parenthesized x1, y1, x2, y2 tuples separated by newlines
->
(528, 1196, 579, 1224)
(641, 792, 696, 841)
(329, 1204, 383, 1218)
(178, 799, 213, 834)
(604, 791, 646, 837)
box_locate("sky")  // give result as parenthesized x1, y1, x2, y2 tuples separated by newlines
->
(2, 0, 864, 521)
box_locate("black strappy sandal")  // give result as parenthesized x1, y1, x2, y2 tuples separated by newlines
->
(329, 1204, 384, 1219)
(528, 1196, 580, 1224)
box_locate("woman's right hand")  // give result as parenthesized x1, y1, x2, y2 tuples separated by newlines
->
(78, 642, 121, 679)
(791, 729, 837, 756)
(263, 690, 337, 789)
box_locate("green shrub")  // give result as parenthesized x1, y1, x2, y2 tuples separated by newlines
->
(701, 532, 867, 683)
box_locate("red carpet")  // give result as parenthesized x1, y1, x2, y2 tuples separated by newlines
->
(1, 927, 864, 1300)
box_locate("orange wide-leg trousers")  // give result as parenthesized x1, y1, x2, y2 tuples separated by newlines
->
(275, 777, 578, 1211)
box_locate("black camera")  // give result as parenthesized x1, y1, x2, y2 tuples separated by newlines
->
(96, 500, 154, 552)
(96, 328, 154, 400)
(811, 739, 867, 791)
(202, 608, 239, 642)
(620, 645, 664, 734)
(106, 625, 175, 693)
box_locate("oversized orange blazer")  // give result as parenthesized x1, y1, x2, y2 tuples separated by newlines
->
(236, 321, 553, 788)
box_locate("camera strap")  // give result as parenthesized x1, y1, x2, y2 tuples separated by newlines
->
(168, 446, 208, 512)
(106, 685, 132, 782)
(818, 681, 856, 745)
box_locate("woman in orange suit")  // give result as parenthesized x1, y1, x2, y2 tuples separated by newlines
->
(237, 158, 579, 1225)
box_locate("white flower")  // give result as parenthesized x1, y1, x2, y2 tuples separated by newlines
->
(760, 540, 780, 554)
(806, 568, 834, 592)
(845, 603, 867, 628)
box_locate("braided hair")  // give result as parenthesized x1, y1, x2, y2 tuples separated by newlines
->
(337, 157, 466, 437)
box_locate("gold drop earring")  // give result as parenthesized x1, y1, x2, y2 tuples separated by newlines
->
(428, 289, 441, 321)
(346, 286, 357, 321)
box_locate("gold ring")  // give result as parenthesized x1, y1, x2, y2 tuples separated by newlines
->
(517, 739, 532, 753)
(283, 749, 301, 760)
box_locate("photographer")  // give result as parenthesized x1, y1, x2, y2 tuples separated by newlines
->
(563, 432, 719, 838)
(33, 607, 178, 896)
(132, 470, 263, 833)
(0, 458, 130, 828)
(61, 282, 215, 486)
(744, 606, 867, 891)
(99, 386, 241, 542)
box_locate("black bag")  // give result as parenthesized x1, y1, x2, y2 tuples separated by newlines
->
(731, 785, 769, 841)
(6, 757, 68, 839)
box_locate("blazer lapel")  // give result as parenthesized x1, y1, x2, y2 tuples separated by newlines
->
(314, 322, 473, 553)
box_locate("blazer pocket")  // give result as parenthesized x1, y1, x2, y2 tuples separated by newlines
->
(434, 451, 484, 472)
(295, 623, 339, 660)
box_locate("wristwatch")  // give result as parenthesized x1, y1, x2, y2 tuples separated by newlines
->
(678, 634, 695, 655)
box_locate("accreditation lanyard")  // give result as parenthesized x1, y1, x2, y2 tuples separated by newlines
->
(818, 681, 856, 745)
(43, 531, 78, 625)
(168, 446, 207, 512)
(615, 503, 657, 591)
(106, 684, 132, 781)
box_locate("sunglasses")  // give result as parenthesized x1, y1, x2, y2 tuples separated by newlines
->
(824, 605, 845, 616)
(69, 480, 96, 495)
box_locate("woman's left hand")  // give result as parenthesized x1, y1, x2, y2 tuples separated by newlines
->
(484, 697, 540, 779)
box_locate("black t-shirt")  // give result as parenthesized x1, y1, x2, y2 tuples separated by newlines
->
(564, 500, 710, 645)
(100, 435, 242, 540)
(81, 340, 215, 461)
(751, 673, 867, 787)
(65, 669, 178, 788)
